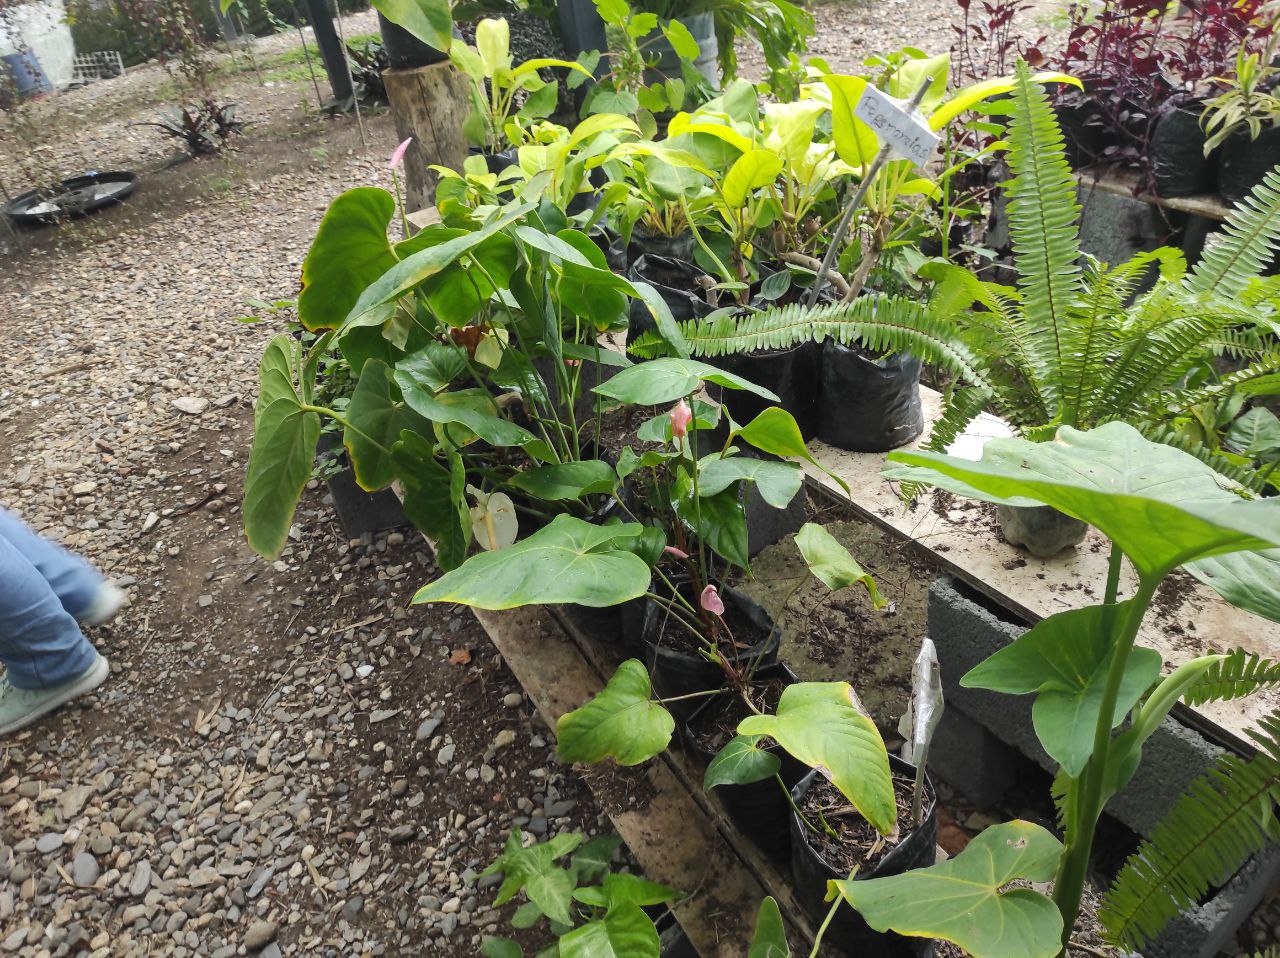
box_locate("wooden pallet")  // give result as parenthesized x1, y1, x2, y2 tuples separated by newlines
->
(1074, 165, 1232, 221)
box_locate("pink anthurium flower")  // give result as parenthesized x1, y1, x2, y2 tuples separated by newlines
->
(700, 584, 725, 616)
(670, 399, 692, 440)
(389, 137, 413, 170)
(663, 545, 689, 560)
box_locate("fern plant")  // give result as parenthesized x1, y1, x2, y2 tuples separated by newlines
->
(632, 59, 1280, 474)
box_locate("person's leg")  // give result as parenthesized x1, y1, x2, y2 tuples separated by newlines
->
(0, 509, 121, 623)
(0, 529, 108, 736)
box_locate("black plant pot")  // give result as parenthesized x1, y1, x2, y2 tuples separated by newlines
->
(1151, 102, 1214, 198)
(789, 759, 938, 958)
(631, 230, 695, 263)
(378, 13, 449, 68)
(1218, 125, 1280, 205)
(997, 504, 1088, 558)
(1055, 98, 1107, 171)
(711, 341, 823, 441)
(681, 662, 805, 860)
(559, 592, 650, 658)
(642, 584, 781, 721)
(469, 146, 520, 176)
(817, 339, 924, 452)
(626, 254, 716, 345)
(317, 433, 408, 538)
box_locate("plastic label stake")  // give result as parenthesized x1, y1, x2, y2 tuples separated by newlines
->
(852, 84, 940, 169)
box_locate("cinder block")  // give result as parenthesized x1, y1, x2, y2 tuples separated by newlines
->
(1077, 184, 1175, 281)
(928, 704, 1020, 808)
(926, 576, 1224, 837)
(1147, 841, 1280, 958)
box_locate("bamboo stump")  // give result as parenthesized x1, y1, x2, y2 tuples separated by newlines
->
(383, 61, 470, 213)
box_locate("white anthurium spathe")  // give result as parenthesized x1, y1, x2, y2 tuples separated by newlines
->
(467, 485, 518, 551)
(909, 636, 944, 824)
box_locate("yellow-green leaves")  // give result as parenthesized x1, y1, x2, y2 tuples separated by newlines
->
(795, 523, 884, 609)
(836, 821, 1064, 958)
(738, 682, 896, 834)
(722, 149, 784, 207)
(557, 660, 675, 766)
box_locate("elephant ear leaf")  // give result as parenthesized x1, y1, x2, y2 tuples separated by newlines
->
(297, 188, 398, 332)
(244, 336, 321, 559)
(835, 820, 1064, 958)
(556, 660, 674, 766)
(748, 896, 790, 957)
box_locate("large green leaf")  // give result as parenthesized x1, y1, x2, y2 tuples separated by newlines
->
(343, 359, 406, 491)
(556, 660, 675, 766)
(697, 455, 801, 508)
(824, 75, 879, 169)
(722, 149, 784, 207)
(962, 601, 1164, 776)
(737, 682, 895, 834)
(413, 515, 653, 609)
(884, 422, 1280, 579)
(297, 188, 397, 331)
(396, 372, 540, 449)
(704, 735, 781, 789)
(397, 341, 468, 393)
(482, 829, 582, 925)
(244, 337, 321, 559)
(794, 523, 884, 609)
(1187, 549, 1280, 624)
(594, 358, 779, 406)
(749, 897, 790, 958)
(571, 835, 623, 885)
(392, 432, 470, 571)
(346, 203, 533, 326)
(835, 821, 1064, 958)
(573, 873, 679, 909)
(676, 486, 749, 569)
(558, 903, 659, 958)
(369, 0, 452, 51)
(508, 460, 618, 501)
(730, 408, 849, 494)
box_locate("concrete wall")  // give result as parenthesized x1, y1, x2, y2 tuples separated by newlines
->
(0, 0, 76, 89)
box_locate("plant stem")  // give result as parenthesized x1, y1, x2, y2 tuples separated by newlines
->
(777, 773, 821, 835)
(807, 864, 859, 958)
(656, 689, 725, 705)
(1050, 574, 1159, 953)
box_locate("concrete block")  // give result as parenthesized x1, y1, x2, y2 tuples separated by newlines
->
(1147, 841, 1280, 958)
(928, 704, 1021, 808)
(1077, 184, 1175, 279)
(926, 576, 1225, 838)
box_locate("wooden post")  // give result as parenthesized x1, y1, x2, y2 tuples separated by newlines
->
(383, 62, 471, 213)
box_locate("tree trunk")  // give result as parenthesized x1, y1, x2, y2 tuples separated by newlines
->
(382, 62, 470, 214)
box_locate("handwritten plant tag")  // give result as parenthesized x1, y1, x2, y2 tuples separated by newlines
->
(853, 84, 940, 168)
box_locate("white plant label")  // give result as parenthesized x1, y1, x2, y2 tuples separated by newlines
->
(853, 84, 940, 169)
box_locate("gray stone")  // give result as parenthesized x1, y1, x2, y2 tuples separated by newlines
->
(71, 852, 99, 886)
(416, 719, 441, 740)
(128, 861, 152, 896)
(35, 833, 64, 854)
(342, 895, 364, 920)
(243, 918, 278, 951)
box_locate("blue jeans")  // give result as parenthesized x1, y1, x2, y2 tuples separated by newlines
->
(0, 509, 101, 690)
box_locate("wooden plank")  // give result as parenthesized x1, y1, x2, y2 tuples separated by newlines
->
(1074, 165, 1231, 221)
(405, 206, 441, 236)
(800, 387, 1280, 754)
(470, 603, 793, 957)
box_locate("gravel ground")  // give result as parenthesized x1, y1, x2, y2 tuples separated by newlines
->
(1, 4, 1276, 957)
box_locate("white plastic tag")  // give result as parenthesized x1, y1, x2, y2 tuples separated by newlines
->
(853, 84, 940, 168)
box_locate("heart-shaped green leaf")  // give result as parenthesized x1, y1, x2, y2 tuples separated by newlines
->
(369, 0, 453, 51)
(675, 486, 749, 569)
(1188, 548, 1280, 624)
(738, 682, 895, 834)
(749, 896, 790, 958)
(297, 188, 397, 331)
(396, 374, 539, 449)
(558, 902, 659, 958)
(572, 873, 679, 909)
(697, 455, 802, 508)
(414, 516, 653, 610)
(244, 337, 321, 559)
(557, 660, 675, 766)
(595, 358, 779, 406)
(795, 523, 884, 609)
(482, 829, 582, 925)
(570, 835, 622, 885)
(884, 422, 1280, 579)
(704, 735, 781, 789)
(835, 820, 1064, 958)
(508, 461, 618, 501)
(343, 359, 409, 491)
(391, 432, 470, 571)
(962, 600, 1163, 776)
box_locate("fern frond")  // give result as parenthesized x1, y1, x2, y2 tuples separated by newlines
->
(1098, 710, 1280, 951)
(643, 296, 1000, 393)
(921, 384, 996, 453)
(1134, 424, 1267, 495)
(1003, 60, 1084, 414)
(1167, 354, 1280, 414)
(1183, 649, 1280, 706)
(628, 328, 678, 359)
(1187, 165, 1280, 299)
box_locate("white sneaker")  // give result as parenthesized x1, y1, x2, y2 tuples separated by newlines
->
(0, 654, 110, 738)
(77, 582, 128, 626)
